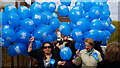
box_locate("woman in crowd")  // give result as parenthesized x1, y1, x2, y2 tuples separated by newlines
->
(28, 37, 65, 68)
(96, 42, 120, 68)
(72, 38, 102, 68)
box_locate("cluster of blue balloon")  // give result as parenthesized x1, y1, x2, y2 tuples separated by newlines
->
(0, 0, 116, 61)
(58, 0, 116, 50)
(1, 2, 59, 56)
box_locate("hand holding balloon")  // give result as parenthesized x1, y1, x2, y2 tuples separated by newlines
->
(30, 37, 35, 42)
(76, 49, 80, 55)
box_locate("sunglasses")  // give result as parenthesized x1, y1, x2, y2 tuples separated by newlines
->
(43, 46, 51, 49)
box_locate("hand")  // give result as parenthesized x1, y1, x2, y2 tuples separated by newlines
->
(61, 61, 66, 66)
(30, 37, 34, 42)
(64, 36, 68, 40)
(76, 49, 80, 55)
(58, 61, 66, 66)
(72, 60, 75, 64)
(56, 43, 59, 48)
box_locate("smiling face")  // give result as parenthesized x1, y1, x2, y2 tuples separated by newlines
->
(85, 42, 94, 52)
(43, 43, 52, 54)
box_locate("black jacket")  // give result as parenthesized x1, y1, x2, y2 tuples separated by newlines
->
(28, 50, 60, 68)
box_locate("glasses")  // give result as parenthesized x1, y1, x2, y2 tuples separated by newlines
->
(43, 46, 51, 49)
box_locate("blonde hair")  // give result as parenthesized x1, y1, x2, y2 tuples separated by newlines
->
(84, 38, 94, 46)
(104, 42, 120, 62)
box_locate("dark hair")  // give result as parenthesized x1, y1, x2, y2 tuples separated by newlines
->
(40, 42, 56, 59)
(104, 42, 120, 62)
(41, 42, 53, 49)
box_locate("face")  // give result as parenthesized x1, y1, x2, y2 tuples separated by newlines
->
(85, 42, 93, 52)
(43, 43, 52, 54)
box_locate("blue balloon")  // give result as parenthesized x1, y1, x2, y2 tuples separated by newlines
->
(2, 25, 13, 30)
(14, 25, 21, 32)
(58, 5, 69, 17)
(76, 18, 89, 32)
(42, 35, 53, 43)
(89, 6, 101, 19)
(92, 1, 104, 8)
(82, 0, 92, 12)
(42, 2, 49, 11)
(42, 11, 52, 24)
(75, 1, 84, 7)
(20, 18, 35, 33)
(38, 25, 52, 35)
(50, 59, 56, 65)
(7, 43, 26, 56)
(0, 12, 7, 25)
(69, 21, 77, 30)
(0, 37, 4, 47)
(16, 30, 30, 43)
(98, 30, 107, 41)
(72, 5, 84, 14)
(107, 24, 116, 33)
(107, 17, 112, 24)
(60, 47, 72, 60)
(51, 12, 58, 18)
(32, 13, 45, 26)
(48, 2, 56, 12)
(4, 5, 17, 15)
(34, 27, 49, 40)
(104, 30, 111, 40)
(17, 6, 31, 19)
(2, 40, 11, 47)
(60, 0, 71, 6)
(69, 9, 82, 22)
(51, 33, 57, 42)
(82, 12, 92, 21)
(7, 45, 18, 56)
(101, 20, 110, 30)
(59, 22, 71, 36)
(21, 49, 29, 56)
(50, 18, 60, 31)
(74, 42, 85, 50)
(102, 3, 109, 9)
(32, 40, 42, 50)
(100, 9, 110, 20)
(7, 13, 20, 27)
(60, 22, 69, 25)
(70, 28, 83, 42)
(84, 30, 106, 41)
(2, 28, 16, 43)
(30, 2, 42, 15)
(90, 19, 104, 30)
(102, 40, 108, 46)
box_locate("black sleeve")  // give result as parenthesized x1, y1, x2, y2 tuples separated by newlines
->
(28, 49, 41, 59)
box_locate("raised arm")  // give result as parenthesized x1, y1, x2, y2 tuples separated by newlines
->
(28, 37, 34, 52)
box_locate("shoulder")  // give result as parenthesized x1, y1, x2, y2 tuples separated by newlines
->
(80, 49, 86, 53)
(94, 49, 101, 55)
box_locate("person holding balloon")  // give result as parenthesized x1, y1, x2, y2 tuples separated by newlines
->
(72, 38, 102, 68)
(28, 37, 62, 68)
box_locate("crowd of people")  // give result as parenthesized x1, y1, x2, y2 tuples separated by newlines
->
(28, 35, 120, 68)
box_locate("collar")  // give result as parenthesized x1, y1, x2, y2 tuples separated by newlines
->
(85, 48, 95, 56)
